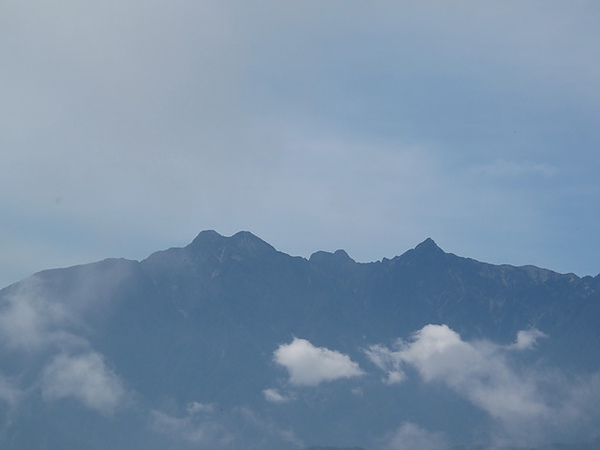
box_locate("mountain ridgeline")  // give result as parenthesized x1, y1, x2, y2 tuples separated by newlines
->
(0, 231, 598, 450)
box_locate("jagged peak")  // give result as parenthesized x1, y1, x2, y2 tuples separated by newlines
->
(391, 237, 446, 264)
(414, 237, 444, 254)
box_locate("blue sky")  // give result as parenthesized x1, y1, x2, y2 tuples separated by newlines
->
(1, 1, 599, 287)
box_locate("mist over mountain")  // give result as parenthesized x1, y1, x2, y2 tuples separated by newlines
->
(0, 230, 598, 450)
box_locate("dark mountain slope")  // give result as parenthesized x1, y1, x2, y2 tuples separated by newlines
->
(0, 230, 598, 450)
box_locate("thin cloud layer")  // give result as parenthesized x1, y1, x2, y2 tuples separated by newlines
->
(151, 404, 303, 449)
(0, 278, 75, 351)
(274, 338, 364, 386)
(0, 374, 20, 406)
(382, 422, 447, 450)
(150, 409, 233, 448)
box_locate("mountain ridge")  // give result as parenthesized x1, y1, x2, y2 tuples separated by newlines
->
(0, 230, 598, 450)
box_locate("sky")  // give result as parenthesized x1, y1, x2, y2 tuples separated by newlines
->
(1, 0, 599, 287)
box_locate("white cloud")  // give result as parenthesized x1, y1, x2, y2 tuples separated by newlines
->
(0, 267, 132, 351)
(263, 388, 294, 404)
(151, 405, 302, 449)
(366, 325, 548, 423)
(382, 422, 447, 450)
(150, 409, 233, 448)
(274, 338, 364, 386)
(0, 278, 74, 351)
(40, 351, 126, 414)
(150, 409, 232, 448)
(0, 272, 134, 415)
(186, 401, 215, 415)
(366, 324, 600, 445)
(510, 328, 548, 350)
(365, 343, 406, 385)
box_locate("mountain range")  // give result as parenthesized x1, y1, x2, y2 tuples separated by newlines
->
(0, 230, 598, 450)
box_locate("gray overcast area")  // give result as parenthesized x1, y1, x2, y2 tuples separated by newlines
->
(1, 1, 599, 287)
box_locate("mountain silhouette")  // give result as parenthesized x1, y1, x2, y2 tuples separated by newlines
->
(0, 231, 598, 450)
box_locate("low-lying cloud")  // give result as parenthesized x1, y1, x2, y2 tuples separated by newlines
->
(151, 403, 303, 450)
(365, 324, 600, 445)
(150, 409, 233, 448)
(0, 278, 75, 351)
(382, 422, 447, 450)
(0, 276, 129, 414)
(510, 328, 548, 350)
(41, 351, 126, 414)
(274, 337, 364, 386)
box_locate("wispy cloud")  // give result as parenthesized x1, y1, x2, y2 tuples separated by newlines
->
(235, 406, 304, 449)
(150, 409, 233, 448)
(151, 404, 304, 449)
(0, 273, 130, 413)
(0, 278, 77, 351)
(263, 388, 294, 404)
(274, 337, 364, 387)
(381, 422, 447, 450)
(0, 373, 21, 406)
(40, 351, 126, 415)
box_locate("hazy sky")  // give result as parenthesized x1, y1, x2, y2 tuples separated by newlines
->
(2, 1, 599, 287)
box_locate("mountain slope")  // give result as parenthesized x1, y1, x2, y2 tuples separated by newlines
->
(0, 231, 598, 450)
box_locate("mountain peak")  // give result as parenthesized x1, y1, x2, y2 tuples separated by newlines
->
(187, 230, 276, 258)
(229, 231, 277, 253)
(392, 238, 446, 265)
(414, 237, 444, 254)
(189, 229, 225, 246)
(309, 249, 355, 265)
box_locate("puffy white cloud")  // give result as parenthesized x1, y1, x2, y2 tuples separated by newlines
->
(274, 338, 364, 386)
(382, 422, 447, 450)
(41, 351, 126, 414)
(365, 324, 600, 444)
(366, 325, 548, 422)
